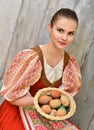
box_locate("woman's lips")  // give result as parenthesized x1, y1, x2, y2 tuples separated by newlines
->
(58, 41, 67, 45)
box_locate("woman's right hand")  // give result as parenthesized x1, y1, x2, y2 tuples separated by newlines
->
(10, 93, 34, 107)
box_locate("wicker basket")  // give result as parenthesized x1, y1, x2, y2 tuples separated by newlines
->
(34, 87, 76, 121)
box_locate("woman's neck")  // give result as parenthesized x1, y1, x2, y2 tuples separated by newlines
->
(43, 42, 63, 57)
(40, 42, 64, 67)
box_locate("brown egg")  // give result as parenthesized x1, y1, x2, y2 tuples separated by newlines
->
(60, 95, 70, 107)
(50, 90, 61, 98)
(49, 99, 61, 109)
(50, 109, 56, 116)
(55, 108, 67, 116)
(41, 105, 51, 114)
(39, 95, 52, 105)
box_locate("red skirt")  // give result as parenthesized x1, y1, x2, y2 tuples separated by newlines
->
(0, 100, 25, 130)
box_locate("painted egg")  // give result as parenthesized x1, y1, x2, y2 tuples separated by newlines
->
(59, 105, 66, 110)
(41, 105, 51, 114)
(49, 99, 61, 109)
(50, 109, 56, 116)
(50, 90, 61, 98)
(39, 95, 52, 105)
(55, 108, 67, 116)
(60, 95, 70, 107)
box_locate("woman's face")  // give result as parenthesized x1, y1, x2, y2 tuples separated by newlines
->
(48, 17, 78, 50)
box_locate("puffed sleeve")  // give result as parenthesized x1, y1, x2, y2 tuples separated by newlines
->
(61, 55, 82, 96)
(0, 49, 42, 101)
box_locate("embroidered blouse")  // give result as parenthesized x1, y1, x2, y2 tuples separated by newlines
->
(0, 46, 82, 101)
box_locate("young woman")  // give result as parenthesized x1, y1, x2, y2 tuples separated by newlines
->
(0, 8, 82, 130)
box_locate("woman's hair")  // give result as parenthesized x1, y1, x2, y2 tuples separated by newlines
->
(50, 8, 78, 27)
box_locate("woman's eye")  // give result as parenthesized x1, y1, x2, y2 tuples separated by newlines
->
(57, 29, 63, 33)
(68, 32, 74, 35)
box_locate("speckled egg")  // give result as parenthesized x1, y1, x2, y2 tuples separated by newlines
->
(50, 109, 56, 116)
(50, 90, 61, 98)
(49, 99, 61, 109)
(60, 95, 70, 107)
(55, 108, 67, 116)
(39, 95, 52, 105)
(41, 105, 51, 114)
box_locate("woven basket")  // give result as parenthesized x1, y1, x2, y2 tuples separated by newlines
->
(34, 87, 76, 121)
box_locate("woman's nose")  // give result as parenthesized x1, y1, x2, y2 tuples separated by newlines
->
(61, 33, 67, 40)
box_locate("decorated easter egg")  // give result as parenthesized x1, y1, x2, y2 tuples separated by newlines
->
(60, 95, 70, 107)
(49, 99, 61, 109)
(55, 108, 67, 116)
(50, 90, 61, 98)
(59, 105, 66, 110)
(41, 105, 51, 114)
(50, 109, 56, 116)
(39, 95, 52, 105)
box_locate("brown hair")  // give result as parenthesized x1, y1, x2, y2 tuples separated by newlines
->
(50, 8, 78, 27)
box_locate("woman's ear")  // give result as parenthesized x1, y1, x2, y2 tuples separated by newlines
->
(48, 23, 52, 33)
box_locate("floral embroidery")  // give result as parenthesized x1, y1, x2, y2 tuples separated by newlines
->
(35, 125, 48, 130)
(50, 121, 64, 129)
(26, 106, 80, 130)
(29, 110, 39, 120)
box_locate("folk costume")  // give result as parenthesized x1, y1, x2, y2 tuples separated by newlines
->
(0, 45, 82, 130)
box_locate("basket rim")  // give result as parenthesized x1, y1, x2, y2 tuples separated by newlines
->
(34, 87, 76, 120)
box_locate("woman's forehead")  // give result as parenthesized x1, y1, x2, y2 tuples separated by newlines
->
(53, 17, 78, 31)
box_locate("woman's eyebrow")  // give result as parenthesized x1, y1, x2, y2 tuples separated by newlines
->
(68, 31, 76, 33)
(57, 27, 76, 33)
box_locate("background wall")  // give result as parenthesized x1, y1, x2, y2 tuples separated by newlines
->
(0, 0, 94, 129)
